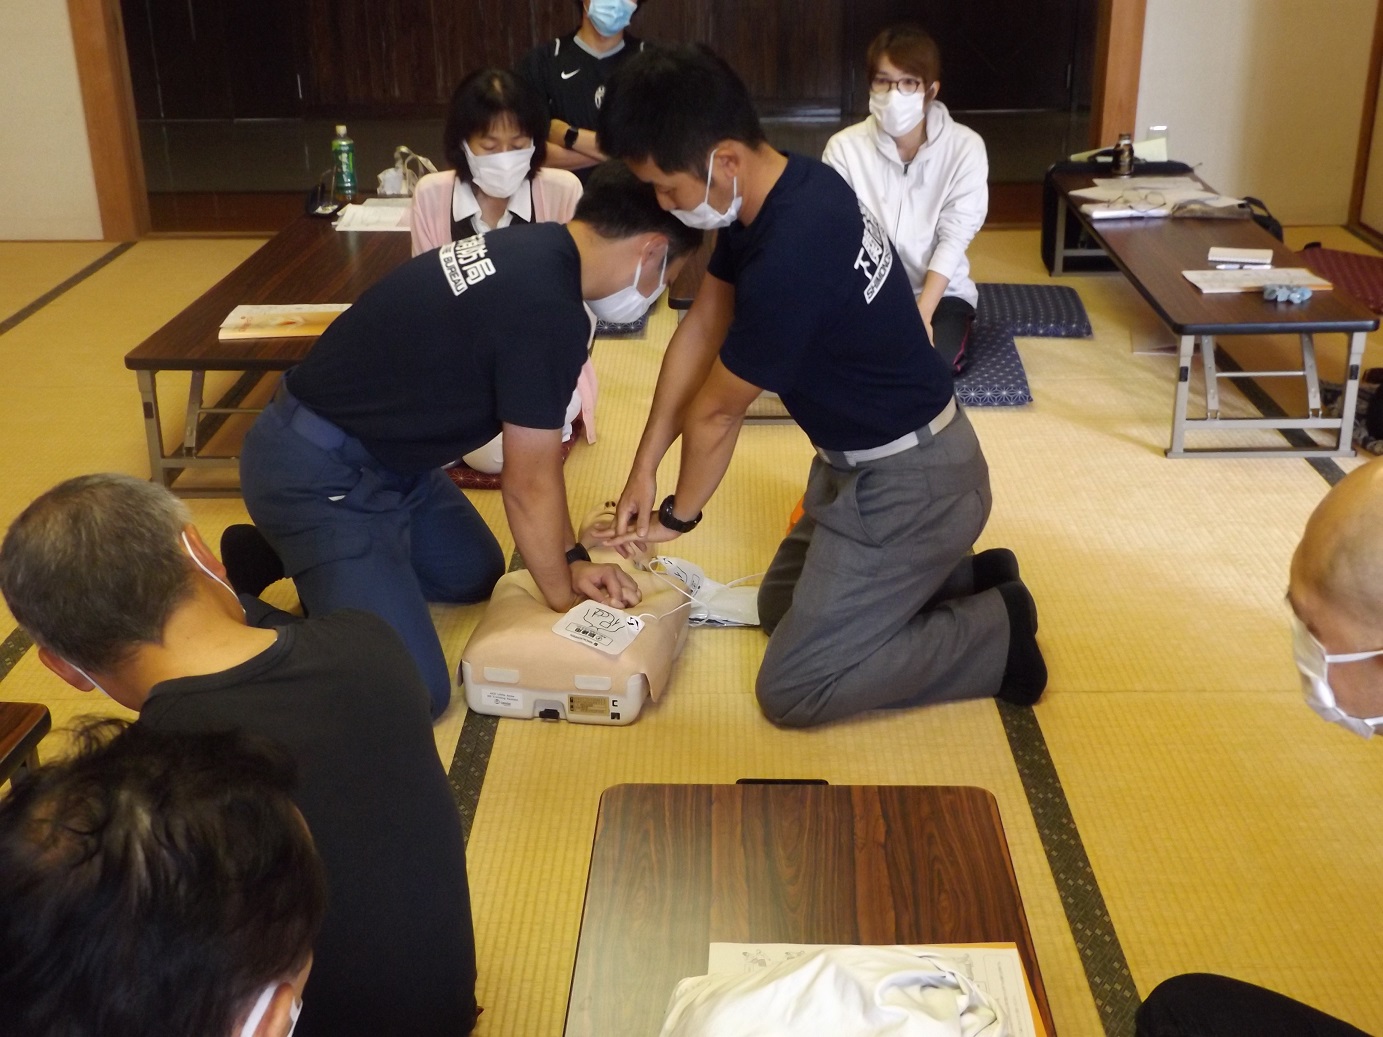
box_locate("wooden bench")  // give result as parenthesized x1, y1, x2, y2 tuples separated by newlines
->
(0, 702, 52, 788)
(124, 216, 412, 496)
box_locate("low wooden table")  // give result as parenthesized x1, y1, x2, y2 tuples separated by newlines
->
(1050, 172, 1379, 458)
(124, 216, 412, 496)
(0, 702, 51, 787)
(564, 783, 1054, 1036)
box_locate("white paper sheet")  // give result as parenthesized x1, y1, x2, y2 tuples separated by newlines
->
(1182, 267, 1332, 293)
(705, 942, 1038, 1037)
(333, 202, 411, 232)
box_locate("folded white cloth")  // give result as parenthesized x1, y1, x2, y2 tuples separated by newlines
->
(659, 946, 1005, 1037)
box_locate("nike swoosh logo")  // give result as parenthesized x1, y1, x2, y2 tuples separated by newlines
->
(561, 70, 580, 79)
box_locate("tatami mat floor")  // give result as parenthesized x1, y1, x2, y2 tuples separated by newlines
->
(1, 224, 1381, 1035)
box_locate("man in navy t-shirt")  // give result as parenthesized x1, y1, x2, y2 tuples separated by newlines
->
(596, 45, 1046, 727)
(238, 163, 701, 717)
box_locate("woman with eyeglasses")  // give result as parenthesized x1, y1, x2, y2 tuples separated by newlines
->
(411, 68, 595, 474)
(824, 26, 988, 374)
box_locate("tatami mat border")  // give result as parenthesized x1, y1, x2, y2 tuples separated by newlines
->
(0, 243, 135, 337)
(0, 629, 33, 683)
(1000, 701, 1139, 1034)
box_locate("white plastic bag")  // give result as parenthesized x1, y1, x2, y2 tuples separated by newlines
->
(659, 946, 1006, 1037)
(376, 146, 437, 196)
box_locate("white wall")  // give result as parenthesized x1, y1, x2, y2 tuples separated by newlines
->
(1136, 0, 1375, 226)
(0, 0, 102, 240)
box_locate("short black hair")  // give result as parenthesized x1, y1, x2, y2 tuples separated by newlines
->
(0, 720, 326, 1037)
(443, 68, 549, 182)
(597, 43, 766, 178)
(573, 160, 703, 258)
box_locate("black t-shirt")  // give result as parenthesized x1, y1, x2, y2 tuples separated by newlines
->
(285, 221, 588, 473)
(708, 153, 954, 451)
(516, 31, 646, 134)
(139, 610, 476, 1037)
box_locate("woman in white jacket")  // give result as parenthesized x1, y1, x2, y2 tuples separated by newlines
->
(824, 26, 988, 374)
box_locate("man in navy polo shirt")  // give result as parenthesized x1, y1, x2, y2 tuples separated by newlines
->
(596, 45, 1046, 727)
(238, 163, 701, 718)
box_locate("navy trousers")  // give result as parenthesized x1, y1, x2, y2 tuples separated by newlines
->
(240, 390, 504, 717)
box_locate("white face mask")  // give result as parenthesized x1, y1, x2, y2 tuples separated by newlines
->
(237, 983, 302, 1037)
(671, 150, 742, 230)
(1291, 614, 1383, 739)
(869, 88, 927, 138)
(588, 251, 667, 324)
(463, 141, 535, 200)
(587, 0, 637, 36)
(182, 532, 246, 619)
(69, 660, 112, 698)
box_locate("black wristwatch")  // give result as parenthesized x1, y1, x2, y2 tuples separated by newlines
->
(658, 495, 702, 534)
(565, 543, 591, 565)
(563, 125, 580, 150)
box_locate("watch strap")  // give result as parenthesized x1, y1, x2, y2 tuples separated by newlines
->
(658, 495, 702, 533)
(565, 543, 591, 565)
(563, 125, 580, 150)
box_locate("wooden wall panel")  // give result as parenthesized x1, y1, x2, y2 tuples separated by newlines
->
(1090, 0, 1146, 148)
(69, 0, 149, 239)
(707, 0, 844, 111)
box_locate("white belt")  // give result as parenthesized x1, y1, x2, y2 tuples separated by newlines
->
(815, 397, 958, 468)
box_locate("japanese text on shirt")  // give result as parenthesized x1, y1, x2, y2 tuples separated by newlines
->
(853, 201, 892, 304)
(439, 235, 496, 296)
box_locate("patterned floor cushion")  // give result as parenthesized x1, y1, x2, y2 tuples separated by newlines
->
(976, 283, 1093, 338)
(954, 323, 1032, 407)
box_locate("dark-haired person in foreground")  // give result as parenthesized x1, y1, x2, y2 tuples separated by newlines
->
(0, 720, 325, 1037)
(0, 473, 478, 1037)
(517, 0, 653, 176)
(596, 45, 1044, 727)
(237, 163, 702, 716)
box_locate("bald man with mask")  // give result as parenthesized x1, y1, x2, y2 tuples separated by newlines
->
(1136, 460, 1383, 1036)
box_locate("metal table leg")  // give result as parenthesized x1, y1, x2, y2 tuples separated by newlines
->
(135, 369, 171, 488)
(182, 370, 206, 454)
(1167, 334, 1196, 457)
(1334, 330, 1368, 454)
(1200, 335, 1220, 419)
(1052, 194, 1067, 275)
(1299, 333, 1323, 418)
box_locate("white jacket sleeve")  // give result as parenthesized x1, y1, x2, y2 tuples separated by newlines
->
(821, 132, 857, 190)
(927, 135, 988, 283)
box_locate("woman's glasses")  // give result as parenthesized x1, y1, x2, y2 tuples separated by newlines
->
(869, 75, 924, 95)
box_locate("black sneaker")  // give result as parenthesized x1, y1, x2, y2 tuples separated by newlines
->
(220, 524, 285, 598)
(995, 580, 1047, 706)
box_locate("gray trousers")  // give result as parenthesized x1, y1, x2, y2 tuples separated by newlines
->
(756, 406, 1008, 727)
